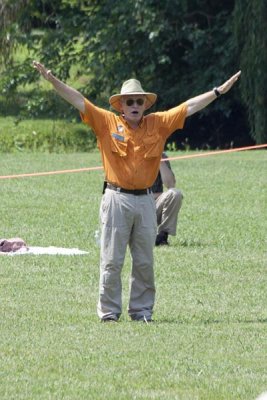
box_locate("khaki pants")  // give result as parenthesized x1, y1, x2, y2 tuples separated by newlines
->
(155, 188, 183, 235)
(97, 189, 157, 320)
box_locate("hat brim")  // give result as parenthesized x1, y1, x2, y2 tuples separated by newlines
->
(109, 92, 157, 112)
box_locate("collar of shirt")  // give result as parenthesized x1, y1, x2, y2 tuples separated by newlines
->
(120, 114, 145, 130)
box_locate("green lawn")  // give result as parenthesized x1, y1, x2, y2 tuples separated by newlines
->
(0, 150, 266, 400)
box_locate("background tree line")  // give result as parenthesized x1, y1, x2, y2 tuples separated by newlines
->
(0, 0, 266, 149)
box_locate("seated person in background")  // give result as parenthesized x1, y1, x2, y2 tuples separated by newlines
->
(152, 152, 183, 246)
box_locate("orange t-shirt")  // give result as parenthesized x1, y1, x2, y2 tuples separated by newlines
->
(80, 98, 187, 189)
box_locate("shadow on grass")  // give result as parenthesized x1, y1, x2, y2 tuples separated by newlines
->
(178, 239, 205, 247)
(168, 238, 208, 248)
(157, 317, 267, 325)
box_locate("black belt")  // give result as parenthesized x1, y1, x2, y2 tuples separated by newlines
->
(106, 183, 151, 196)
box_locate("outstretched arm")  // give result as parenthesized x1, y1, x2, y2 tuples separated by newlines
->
(33, 61, 85, 113)
(186, 71, 241, 117)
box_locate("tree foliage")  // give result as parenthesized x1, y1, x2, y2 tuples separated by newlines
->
(0, 0, 30, 66)
(1, 0, 265, 147)
(233, 0, 267, 144)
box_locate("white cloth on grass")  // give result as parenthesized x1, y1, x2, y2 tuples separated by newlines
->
(0, 246, 89, 256)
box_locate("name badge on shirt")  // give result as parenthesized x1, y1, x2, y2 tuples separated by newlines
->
(112, 133, 125, 141)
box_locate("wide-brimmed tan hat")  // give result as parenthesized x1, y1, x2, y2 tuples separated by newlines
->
(109, 79, 157, 112)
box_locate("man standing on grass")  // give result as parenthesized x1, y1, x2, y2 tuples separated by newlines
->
(152, 152, 183, 246)
(33, 60, 240, 322)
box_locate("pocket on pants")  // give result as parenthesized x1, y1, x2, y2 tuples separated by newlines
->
(140, 195, 157, 230)
(100, 191, 127, 228)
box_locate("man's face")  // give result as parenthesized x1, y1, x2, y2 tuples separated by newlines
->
(120, 95, 147, 125)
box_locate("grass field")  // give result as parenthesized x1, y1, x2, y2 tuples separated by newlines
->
(0, 150, 266, 400)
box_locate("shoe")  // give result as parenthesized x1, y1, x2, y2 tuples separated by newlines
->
(101, 316, 119, 323)
(131, 315, 153, 323)
(155, 231, 169, 246)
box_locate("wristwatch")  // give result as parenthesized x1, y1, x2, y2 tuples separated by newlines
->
(213, 87, 221, 97)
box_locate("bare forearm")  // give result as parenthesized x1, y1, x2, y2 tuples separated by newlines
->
(186, 70, 241, 117)
(33, 61, 85, 113)
(186, 90, 216, 116)
(49, 75, 85, 112)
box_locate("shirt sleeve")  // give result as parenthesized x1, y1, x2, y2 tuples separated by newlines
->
(80, 98, 112, 137)
(155, 102, 188, 138)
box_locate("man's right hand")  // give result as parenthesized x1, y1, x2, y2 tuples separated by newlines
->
(33, 61, 54, 82)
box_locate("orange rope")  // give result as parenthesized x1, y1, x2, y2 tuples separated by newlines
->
(0, 165, 103, 180)
(0, 143, 266, 180)
(165, 143, 267, 162)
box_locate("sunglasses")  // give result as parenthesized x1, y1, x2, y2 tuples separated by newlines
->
(125, 98, 145, 107)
